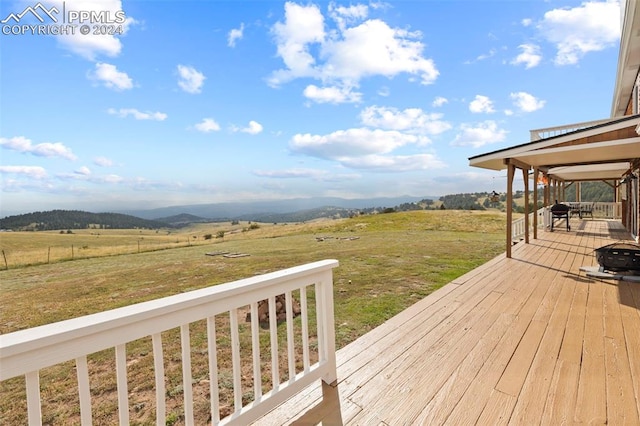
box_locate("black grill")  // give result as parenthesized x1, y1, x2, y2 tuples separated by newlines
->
(594, 243, 640, 272)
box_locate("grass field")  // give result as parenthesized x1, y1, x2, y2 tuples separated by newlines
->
(0, 210, 507, 424)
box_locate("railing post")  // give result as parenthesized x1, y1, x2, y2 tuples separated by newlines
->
(25, 371, 41, 426)
(317, 271, 337, 385)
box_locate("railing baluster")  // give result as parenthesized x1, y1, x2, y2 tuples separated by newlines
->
(151, 333, 165, 426)
(206, 317, 220, 425)
(300, 286, 310, 373)
(230, 308, 242, 412)
(268, 296, 279, 392)
(25, 371, 41, 426)
(180, 324, 194, 426)
(250, 302, 262, 401)
(76, 355, 92, 425)
(285, 291, 295, 382)
(316, 282, 326, 364)
(115, 344, 129, 425)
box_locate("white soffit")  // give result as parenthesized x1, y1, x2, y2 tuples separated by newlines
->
(547, 162, 632, 181)
(468, 115, 640, 171)
(511, 138, 640, 167)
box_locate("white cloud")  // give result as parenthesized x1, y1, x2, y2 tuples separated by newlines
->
(107, 108, 167, 121)
(102, 174, 124, 184)
(228, 23, 244, 47)
(538, 0, 620, 65)
(94, 156, 114, 167)
(377, 86, 390, 97)
(432, 96, 448, 107)
(451, 121, 508, 148)
(475, 48, 497, 62)
(1, 136, 77, 160)
(469, 95, 495, 114)
(291, 128, 423, 159)
(75, 166, 91, 176)
(522, 18, 533, 27)
(321, 19, 438, 85)
(360, 106, 451, 135)
(194, 118, 221, 133)
(0, 165, 48, 179)
(270, 2, 325, 83)
(232, 120, 264, 134)
(511, 43, 542, 69)
(328, 3, 369, 31)
(303, 84, 362, 104)
(339, 153, 444, 171)
(177, 65, 206, 94)
(50, 0, 137, 60)
(243, 121, 263, 135)
(89, 63, 133, 91)
(510, 92, 546, 112)
(253, 168, 329, 179)
(269, 2, 438, 100)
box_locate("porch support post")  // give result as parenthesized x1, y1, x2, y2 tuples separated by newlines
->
(522, 166, 530, 244)
(505, 160, 515, 258)
(544, 174, 549, 206)
(533, 168, 539, 239)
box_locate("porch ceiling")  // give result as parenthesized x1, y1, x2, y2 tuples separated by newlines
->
(546, 162, 633, 182)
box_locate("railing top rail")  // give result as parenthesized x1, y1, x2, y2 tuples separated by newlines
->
(529, 117, 613, 137)
(0, 259, 338, 379)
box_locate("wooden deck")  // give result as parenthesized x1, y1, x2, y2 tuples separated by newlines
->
(256, 219, 640, 425)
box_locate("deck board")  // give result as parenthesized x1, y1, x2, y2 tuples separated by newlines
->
(256, 219, 640, 425)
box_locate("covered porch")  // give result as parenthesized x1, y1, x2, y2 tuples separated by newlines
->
(257, 218, 640, 424)
(469, 114, 640, 257)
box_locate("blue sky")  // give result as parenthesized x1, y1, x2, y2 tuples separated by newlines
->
(0, 0, 622, 216)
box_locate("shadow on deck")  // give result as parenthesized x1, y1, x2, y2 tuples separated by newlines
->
(257, 219, 640, 425)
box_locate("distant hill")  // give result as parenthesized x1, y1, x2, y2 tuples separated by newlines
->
(237, 206, 360, 223)
(118, 196, 432, 221)
(153, 213, 212, 227)
(0, 210, 169, 231)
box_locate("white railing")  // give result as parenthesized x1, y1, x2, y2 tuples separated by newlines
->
(512, 203, 622, 240)
(0, 259, 339, 426)
(591, 202, 622, 218)
(529, 118, 612, 141)
(512, 207, 546, 241)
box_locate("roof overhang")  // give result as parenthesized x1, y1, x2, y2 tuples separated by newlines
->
(469, 114, 640, 183)
(611, 0, 640, 117)
(511, 138, 640, 168)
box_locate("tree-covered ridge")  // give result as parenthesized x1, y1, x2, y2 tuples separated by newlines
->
(438, 193, 487, 210)
(564, 181, 615, 202)
(0, 210, 168, 231)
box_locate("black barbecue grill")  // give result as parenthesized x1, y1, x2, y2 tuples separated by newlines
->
(594, 242, 640, 272)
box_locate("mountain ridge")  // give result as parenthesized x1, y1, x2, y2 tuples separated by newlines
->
(117, 196, 434, 220)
